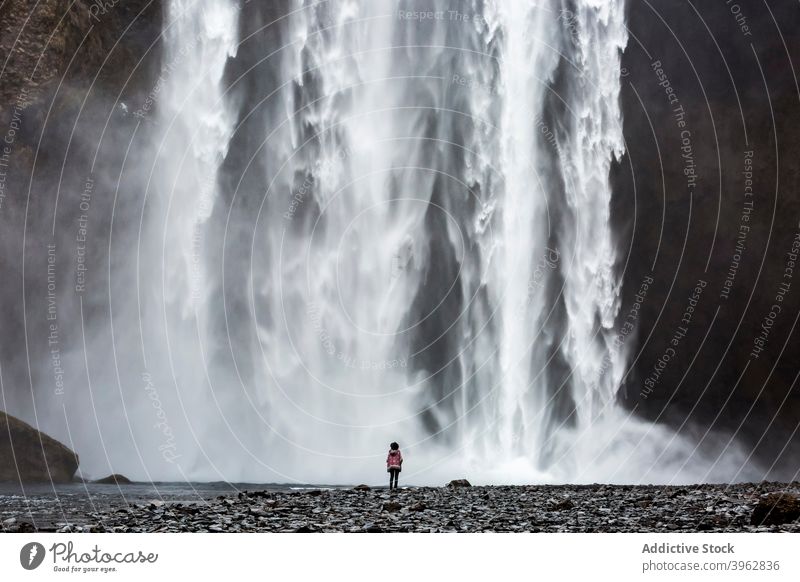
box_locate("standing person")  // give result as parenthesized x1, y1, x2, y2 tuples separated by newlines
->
(386, 442, 403, 490)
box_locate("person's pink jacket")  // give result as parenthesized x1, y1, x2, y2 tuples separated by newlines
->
(386, 449, 403, 471)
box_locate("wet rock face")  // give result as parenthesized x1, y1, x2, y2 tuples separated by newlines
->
(0, 0, 162, 119)
(0, 411, 79, 483)
(2, 482, 799, 533)
(0, 2, 164, 423)
(614, 0, 800, 477)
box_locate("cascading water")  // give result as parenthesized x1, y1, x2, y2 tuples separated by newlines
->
(45, 0, 758, 484)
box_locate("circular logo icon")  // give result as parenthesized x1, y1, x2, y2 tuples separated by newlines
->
(20, 542, 46, 570)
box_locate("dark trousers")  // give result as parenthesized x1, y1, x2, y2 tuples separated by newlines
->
(388, 468, 400, 489)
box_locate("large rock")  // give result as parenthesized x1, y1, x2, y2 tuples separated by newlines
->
(751, 493, 800, 526)
(382, 501, 402, 513)
(447, 479, 472, 488)
(93, 474, 132, 485)
(0, 411, 79, 482)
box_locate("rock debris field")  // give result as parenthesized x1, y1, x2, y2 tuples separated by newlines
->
(2, 481, 799, 533)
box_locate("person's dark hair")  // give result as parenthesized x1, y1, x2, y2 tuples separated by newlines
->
(390, 442, 399, 450)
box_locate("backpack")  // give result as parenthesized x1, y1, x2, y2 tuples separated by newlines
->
(386, 449, 403, 471)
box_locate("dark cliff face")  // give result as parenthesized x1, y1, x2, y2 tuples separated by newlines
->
(0, 0, 162, 118)
(0, 410, 79, 482)
(0, 1, 162, 418)
(613, 0, 800, 478)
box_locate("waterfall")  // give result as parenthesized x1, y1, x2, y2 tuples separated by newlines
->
(252, 0, 639, 482)
(48, 0, 756, 484)
(137, 0, 242, 479)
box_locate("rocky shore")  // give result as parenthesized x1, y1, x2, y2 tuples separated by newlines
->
(2, 482, 799, 533)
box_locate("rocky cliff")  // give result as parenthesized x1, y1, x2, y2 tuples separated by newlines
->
(0, 410, 79, 482)
(614, 0, 800, 478)
(0, 0, 162, 418)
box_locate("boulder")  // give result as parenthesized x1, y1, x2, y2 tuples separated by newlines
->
(447, 479, 472, 488)
(750, 493, 800, 526)
(382, 501, 402, 512)
(0, 411, 79, 483)
(353, 484, 371, 491)
(93, 474, 132, 485)
(551, 498, 575, 511)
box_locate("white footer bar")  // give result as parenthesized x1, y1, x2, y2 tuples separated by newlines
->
(1, 533, 797, 581)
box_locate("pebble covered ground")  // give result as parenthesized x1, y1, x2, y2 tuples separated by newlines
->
(2, 482, 799, 533)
